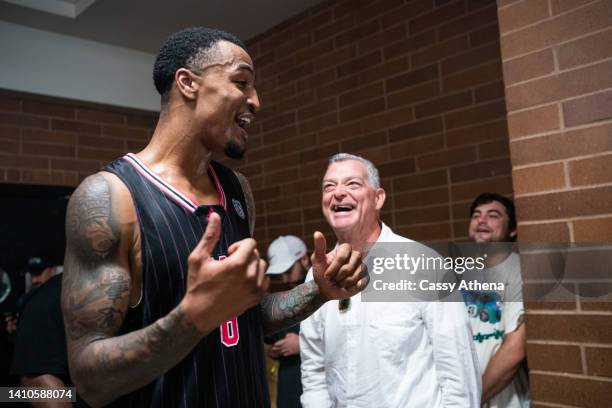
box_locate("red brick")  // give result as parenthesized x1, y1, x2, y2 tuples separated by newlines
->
(530, 373, 612, 408)
(507, 104, 560, 139)
(412, 36, 470, 68)
(76, 108, 125, 125)
(358, 25, 407, 54)
(313, 46, 357, 71)
(5, 168, 20, 181)
(263, 166, 300, 185)
(0, 112, 48, 129)
(513, 163, 565, 194)
(21, 169, 66, 185)
(318, 122, 363, 143)
(360, 57, 410, 84)
(563, 89, 612, 128)
(395, 187, 449, 208)
(380, 0, 434, 27)
(586, 347, 612, 377)
(0, 126, 20, 140)
(445, 100, 507, 129)
(383, 30, 437, 60)
(362, 106, 414, 133)
(299, 143, 340, 165)
(478, 138, 510, 159)
(341, 132, 387, 151)
(418, 145, 477, 170)
(515, 186, 612, 221)
(50, 158, 101, 173)
(387, 80, 440, 109)
(441, 42, 501, 75)
(415, 91, 472, 118)
(0, 139, 19, 154)
(451, 158, 512, 182)
(395, 223, 452, 241)
(339, 83, 385, 108)
(409, 1, 467, 34)
(393, 169, 448, 192)
(261, 112, 296, 132)
(293, 39, 335, 64)
(78, 135, 124, 150)
(297, 69, 336, 93)
(51, 119, 101, 135)
(389, 117, 443, 141)
(558, 27, 612, 70)
(314, 15, 355, 43)
(526, 343, 583, 374)
(290, 9, 333, 38)
(246, 144, 280, 163)
(0, 154, 48, 169)
(501, 1, 612, 59)
(509, 123, 612, 166)
(317, 76, 360, 100)
(396, 205, 450, 224)
(573, 217, 612, 242)
(337, 51, 382, 78)
(298, 98, 337, 121)
(551, 0, 598, 15)
(390, 134, 445, 159)
(386, 64, 439, 92)
(443, 61, 504, 92)
(451, 176, 513, 201)
(261, 82, 295, 102)
(277, 34, 312, 58)
(335, 19, 380, 48)
(498, 0, 549, 34)
(446, 120, 509, 146)
(0, 95, 21, 112)
(278, 62, 313, 84)
(22, 142, 75, 158)
(569, 154, 612, 186)
(339, 98, 386, 122)
(22, 129, 77, 145)
(469, 23, 501, 47)
(377, 158, 417, 177)
(266, 209, 302, 226)
(23, 100, 75, 119)
(280, 133, 317, 155)
(474, 81, 505, 103)
(77, 147, 123, 161)
(518, 222, 570, 242)
(439, 5, 498, 40)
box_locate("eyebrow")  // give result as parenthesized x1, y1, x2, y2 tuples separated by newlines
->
(237, 63, 255, 77)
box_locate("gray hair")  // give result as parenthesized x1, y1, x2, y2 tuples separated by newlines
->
(328, 153, 381, 189)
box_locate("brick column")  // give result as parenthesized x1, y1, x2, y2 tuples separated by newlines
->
(497, 0, 612, 406)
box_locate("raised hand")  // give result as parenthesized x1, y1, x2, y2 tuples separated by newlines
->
(311, 231, 369, 301)
(180, 212, 269, 333)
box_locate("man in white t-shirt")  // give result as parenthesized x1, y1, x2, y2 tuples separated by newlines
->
(300, 153, 480, 408)
(462, 193, 529, 408)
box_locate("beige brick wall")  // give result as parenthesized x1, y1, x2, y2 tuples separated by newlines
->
(498, 0, 612, 406)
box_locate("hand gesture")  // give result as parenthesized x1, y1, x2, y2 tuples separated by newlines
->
(271, 332, 300, 357)
(181, 212, 269, 332)
(311, 231, 369, 301)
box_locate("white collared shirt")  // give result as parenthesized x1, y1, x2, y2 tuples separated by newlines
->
(300, 223, 481, 408)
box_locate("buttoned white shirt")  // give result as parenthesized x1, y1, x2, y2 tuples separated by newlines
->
(300, 223, 481, 407)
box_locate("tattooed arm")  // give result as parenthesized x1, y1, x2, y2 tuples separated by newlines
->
(62, 173, 202, 407)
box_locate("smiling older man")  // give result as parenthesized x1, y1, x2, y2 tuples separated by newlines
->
(300, 153, 481, 408)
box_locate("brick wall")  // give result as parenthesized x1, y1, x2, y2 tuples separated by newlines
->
(0, 89, 157, 186)
(498, 0, 612, 406)
(215, 0, 514, 250)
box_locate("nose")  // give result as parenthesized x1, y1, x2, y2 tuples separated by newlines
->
(333, 184, 348, 198)
(31, 274, 43, 286)
(248, 88, 260, 113)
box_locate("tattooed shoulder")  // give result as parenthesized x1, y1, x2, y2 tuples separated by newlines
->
(66, 173, 121, 268)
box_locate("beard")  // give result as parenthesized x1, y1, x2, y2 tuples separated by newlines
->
(224, 139, 246, 160)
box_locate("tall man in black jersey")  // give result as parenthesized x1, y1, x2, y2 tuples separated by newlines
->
(61, 27, 368, 408)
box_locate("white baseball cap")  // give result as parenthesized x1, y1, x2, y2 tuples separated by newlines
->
(266, 235, 307, 275)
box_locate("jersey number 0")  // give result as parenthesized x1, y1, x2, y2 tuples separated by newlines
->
(220, 317, 240, 347)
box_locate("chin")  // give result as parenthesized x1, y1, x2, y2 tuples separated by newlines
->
(224, 140, 246, 159)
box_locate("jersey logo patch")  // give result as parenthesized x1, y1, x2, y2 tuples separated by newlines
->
(232, 198, 246, 220)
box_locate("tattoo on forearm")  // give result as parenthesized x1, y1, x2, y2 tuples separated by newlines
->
(261, 280, 325, 334)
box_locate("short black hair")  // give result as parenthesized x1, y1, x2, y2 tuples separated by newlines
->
(153, 27, 246, 102)
(469, 192, 517, 232)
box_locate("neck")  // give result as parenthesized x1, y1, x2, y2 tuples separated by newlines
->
(138, 107, 212, 183)
(335, 221, 382, 255)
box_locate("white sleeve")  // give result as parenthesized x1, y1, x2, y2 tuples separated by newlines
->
(300, 270, 332, 408)
(423, 301, 482, 407)
(503, 255, 524, 333)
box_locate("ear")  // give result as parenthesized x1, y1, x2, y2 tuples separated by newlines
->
(375, 188, 386, 211)
(174, 68, 200, 101)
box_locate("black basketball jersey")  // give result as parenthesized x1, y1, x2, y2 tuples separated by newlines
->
(103, 153, 269, 408)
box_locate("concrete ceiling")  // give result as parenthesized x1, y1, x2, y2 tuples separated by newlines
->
(0, 0, 324, 52)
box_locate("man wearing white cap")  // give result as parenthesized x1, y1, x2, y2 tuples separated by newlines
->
(265, 235, 310, 408)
